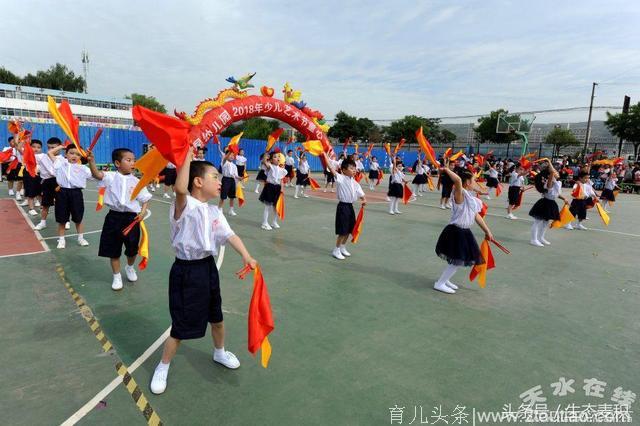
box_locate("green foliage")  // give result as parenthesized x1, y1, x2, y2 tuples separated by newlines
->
(606, 103, 640, 157)
(126, 93, 167, 113)
(474, 109, 520, 144)
(0, 63, 86, 92)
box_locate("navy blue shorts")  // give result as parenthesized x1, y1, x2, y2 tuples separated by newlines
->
(220, 176, 236, 200)
(55, 188, 84, 224)
(23, 173, 42, 198)
(335, 202, 355, 236)
(98, 210, 140, 258)
(169, 256, 222, 340)
(41, 177, 58, 207)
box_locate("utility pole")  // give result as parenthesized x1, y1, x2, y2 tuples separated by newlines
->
(582, 82, 597, 161)
(81, 50, 89, 93)
(618, 95, 630, 157)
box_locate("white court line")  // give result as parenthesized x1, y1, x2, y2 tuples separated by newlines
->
(60, 246, 226, 425)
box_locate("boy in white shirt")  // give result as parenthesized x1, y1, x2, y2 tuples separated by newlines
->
(149, 151, 257, 395)
(34, 137, 62, 230)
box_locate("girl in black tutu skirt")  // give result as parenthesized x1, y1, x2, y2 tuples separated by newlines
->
(484, 162, 500, 199)
(599, 172, 620, 211)
(255, 153, 268, 193)
(528, 159, 568, 247)
(434, 160, 494, 294)
(258, 152, 287, 230)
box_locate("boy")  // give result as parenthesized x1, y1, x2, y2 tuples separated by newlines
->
(150, 150, 257, 394)
(48, 144, 92, 248)
(34, 137, 62, 230)
(21, 139, 43, 216)
(322, 153, 366, 260)
(3, 136, 24, 200)
(88, 149, 152, 291)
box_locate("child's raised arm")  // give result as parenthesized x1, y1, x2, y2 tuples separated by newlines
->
(86, 151, 104, 180)
(174, 151, 193, 220)
(47, 144, 64, 161)
(442, 160, 463, 204)
(322, 152, 337, 176)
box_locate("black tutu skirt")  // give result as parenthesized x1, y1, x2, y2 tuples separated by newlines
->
(600, 188, 615, 201)
(412, 174, 427, 184)
(285, 164, 294, 178)
(388, 182, 403, 198)
(528, 197, 560, 221)
(296, 172, 309, 186)
(256, 169, 267, 181)
(368, 170, 378, 179)
(487, 177, 499, 188)
(435, 224, 483, 267)
(259, 182, 281, 205)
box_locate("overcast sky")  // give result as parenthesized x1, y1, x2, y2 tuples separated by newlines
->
(4, 0, 640, 123)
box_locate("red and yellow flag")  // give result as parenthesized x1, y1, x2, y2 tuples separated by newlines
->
(393, 138, 406, 154)
(131, 148, 168, 200)
(242, 169, 249, 182)
(444, 148, 452, 158)
(495, 184, 502, 197)
(384, 143, 392, 158)
(138, 221, 149, 270)
(469, 239, 495, 288)
(595, 202, 610, 226)
(228, 132, 243, 149)
(402, 183, 413, 204)
(476, 153, 485, 166)
(96, 187, 106, 211)
(376, 170, 384, 186)
(351, 206, 365, 243)
(427, 175, 435, 191)
(302, 140, 324, 156)
(47, 96, 86, 157)
(0, 148, 13, 163)
(571, 183, 584, 199)
(480, 200, 488, 217)
(275, 192, 285, 220)
(449, 150, 464, 162)
(247, 265, 274, 368)
(415, 127, 439, 167)
(308, 177, 320, 190)
(22, 138, 38, 178)
(551, 204, 575, 228)
(236, 184, 245, 207)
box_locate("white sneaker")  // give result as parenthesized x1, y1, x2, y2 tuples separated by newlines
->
(332, 248, 346, 260)
(261, 223, 273, 231)
(394, 210, 402, 214)
(213, 350, 240, 369)
(125, 265, 138, 282)
(15, 193, 22, 201)
(18, 200, 28, 206)
(445, 281, 459, 290)
(540, 237, 551, 245)
(28, 209, 38, 216)
(434, 281, 455, 294)
(228, 209, 237, 216)
(271, 222, 280, 229)
(446, 203, 452, 209)
(303, 194, 309, 198)
(530, 240, 544, 247)
(156, 183, 161, 188)
(440, 204, 446, 210)
(34, 222, 47, 230)
(77, 238, 89, 247)
(386, 196, 390, 201)
(163, 193, 171, 199)
(331, 189, 335, 193)
(485, 195, 491, 200)
(150, 187, 156, 192)
(8, 189, 14, 196)
(34, 200, 40, 207)
(112, 274, 123, 291)
(577, 223, 588, 230)
(388, 211, 395, 215)
(340, 246, 351, 257)
(150, 364, 169, 394)
(564, 224, 574, 230)
(57, 239, 66, 249)
(65, 222, 71, 230)
(323, 189, 327, 193)
(507, 213, 517, 220)
(255, 188, 260, 194)
(294, 195, 299, 199)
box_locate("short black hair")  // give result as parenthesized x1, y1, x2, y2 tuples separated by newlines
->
(66, 145, 80, 154)
(341, 158, 356, 170)
(287, 150, 293, 154)
(30, 139, 42, 147)
(457, 169, 473, 183)
(112, 148, 134, 163)
(188, 160, 215, 193)
(46, 137, 62, 146)
(7, 137, 13, 143)
(578, 171, 589, 179)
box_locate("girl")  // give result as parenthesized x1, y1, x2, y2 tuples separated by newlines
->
(161, 162, 177, 199)
(258, 152, 287, 230)
(218, 147, 240, 216)
(254, 153, 267, 193)
(437, 160, 455, 209)
(565, 171, 590, 230)
(485, 162, 500, 199)
(412, 157, 427, 196)
(421, 162, 431, 193)
(284, 150, 296, 187)
(368, 156, 380, 191)
(235, 148, 247, 182)
(387, 156, 406, 215)
(528, 160, 568, 246)
(434, 160, 493, 294)
(506, 165, 526, 220)
(294, 151, 310, 199)
(600, 172, 619, 211)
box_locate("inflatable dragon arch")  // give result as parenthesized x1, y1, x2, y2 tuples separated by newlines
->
(130, 73, 333, 198)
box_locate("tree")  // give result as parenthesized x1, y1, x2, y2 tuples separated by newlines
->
(606, 103, 640, 159)
(0, 63, 86, 92)
(0, 67, 22, 85)
(435, 129, 457, 145)
(328, 111, 360, 142)
(545, 127, 580, 156)
(386, 115, 441, 145)
(474, 109, 520, 144)
(220, 117, 279, 140)
(126, 93, 167, 113)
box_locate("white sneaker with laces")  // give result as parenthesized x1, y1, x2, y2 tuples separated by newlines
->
(340, 246, 351, 257)
(65, 222, 71, 230)
(507, 213, 517, 220)
(112, 274, 123, 291)
(77, 238, 89, 247)
(271, 222, 280, 229)
(445, 281, 459, 290)
(388, 211, 395, 215)
(15, 193, 22, 201)
(150, 364, 169, 394)
(564, 224, 574, 230)
(125, 265, 138, 282)
(34, 222, 47, 230)
(57, 239, 66, 249)
(213, 350, 240, 369)
(577, 223, 588, 230)
(530, 240, 544, 247)
(28, 209, 38, 216)
(440, 204, 446, 209)
(228, 209, 237, 216)
(434, 281, 455, 294)
(332, 248, 345, 260)
(261, 223, 273, 231)
(540, 237, 551, 245)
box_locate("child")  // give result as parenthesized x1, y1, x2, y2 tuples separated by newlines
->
(255, 153, 267, 193)
(150, 151, 257, 395)
(284, 150, 295, 187)
(599, 172, 619, 211)
(20, 139, 43, 216)
(565, 171, 590, 230)
(294, 151, 310, 199)
(322, 153, 366, 260)
(368, 156, 379, 191)
(485, 162, 499, 199)
(88, 149, 152, 290)
(218, 146, 240, 216)
(235, 148, 247, 182)
(438, 160, 455, 209)
(421, 162, 431, 193)
(258, 152, 287, 230)
(34, 137, 62, 230)
(161, 162, 177, 199)
(324, 159, 336, 193)
(412, 157, 427, 196)
(434, 160, 494, 294)
(195, 147, 206, 161)
(48, 144, 92, 248)
(506, 165, 526, 220)
(387, 156, 406, 215)
(528, 160, 568, 246)
(3, 136, 24, 201)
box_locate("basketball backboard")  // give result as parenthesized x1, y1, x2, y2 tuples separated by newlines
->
(496, 112, 535, 134)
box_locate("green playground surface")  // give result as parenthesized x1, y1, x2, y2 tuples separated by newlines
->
(1, 176, 638, 425)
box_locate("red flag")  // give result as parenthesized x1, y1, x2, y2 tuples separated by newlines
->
(572, 183, 584, 199)
(415, 127, 439, 166)
(7, 158, 19, 172)
(376, 170, 383, 186)
(0, 148, 13, 163)
(122, 215, 143, 236)
(480, 200, 488, 217)
(513, 188, 525, 210)
(444, 148, 452, 159)
(247, 265, 274, 368)
(393, 138, 406, 154)
(88, 128, 103, 152)
(308, 177, 320, 190)
(495, 184, 502, 197)
(351, 206, 365, 243)
(22, 140, 37, 177)
(355, 171, 363, 183)
(132, 106, 192, 168)
(476, 153, 485, 166)
(402, 183, 413, 204)
(266, 128, 284, 152)
(342, 137, 351, 152)
(96, 186, 106, 211)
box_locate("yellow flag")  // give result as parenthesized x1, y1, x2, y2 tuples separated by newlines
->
(228, 131, 243, 147)
(138, 221, 149, 270)
(131, 149, 168, 200)
(261, 337, 272, 368)
(551, 204, 575, 228)
(302, 140, 324, 156)
(595, 202, 610, 226)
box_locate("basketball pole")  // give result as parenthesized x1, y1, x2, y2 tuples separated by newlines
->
(517, 132, 529, 157)
(582, 82, 598, 162)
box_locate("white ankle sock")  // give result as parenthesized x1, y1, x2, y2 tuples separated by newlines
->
(78, 233, 84, 240)
(214, 347, 225, 357)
